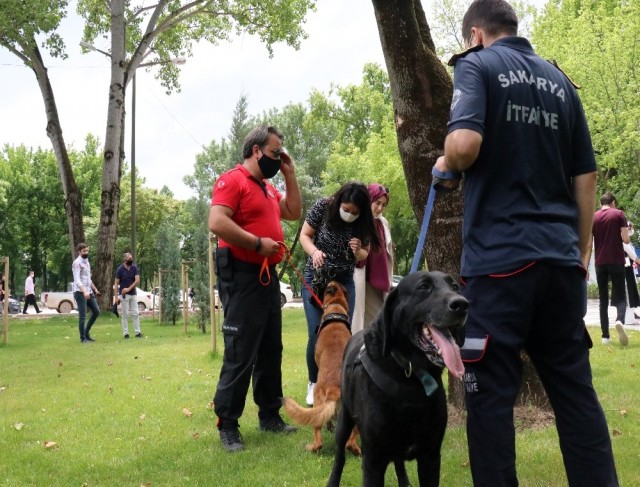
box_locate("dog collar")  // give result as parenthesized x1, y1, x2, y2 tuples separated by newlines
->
(357, 345, 439, 401)
(317, 312, 351, 335)
(390, 349, 438, 397)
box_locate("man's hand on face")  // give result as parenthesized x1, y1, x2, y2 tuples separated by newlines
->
(278, 151, 295, 177)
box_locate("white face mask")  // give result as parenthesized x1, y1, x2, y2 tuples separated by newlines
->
(339, 208, 360, 223)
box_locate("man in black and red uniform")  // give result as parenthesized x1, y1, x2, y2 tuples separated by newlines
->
(209, 125, 302, 452)
(434, 0, 618, 485)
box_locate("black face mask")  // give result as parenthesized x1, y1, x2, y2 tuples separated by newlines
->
(257, 154, 281, 179)
(126, 259, 133, 266)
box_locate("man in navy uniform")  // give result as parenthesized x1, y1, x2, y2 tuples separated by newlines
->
(435, 0, 618, 485)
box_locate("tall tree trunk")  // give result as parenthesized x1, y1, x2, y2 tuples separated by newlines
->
(28, 42, 86, 260)
(94, 0, 127, 308)
(371, 0, 463, 277)
(371, 0, 548, 411)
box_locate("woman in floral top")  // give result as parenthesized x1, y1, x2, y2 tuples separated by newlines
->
(299, 181, 380, 405)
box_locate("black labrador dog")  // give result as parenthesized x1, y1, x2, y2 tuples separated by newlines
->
(327, 271, 468, 487)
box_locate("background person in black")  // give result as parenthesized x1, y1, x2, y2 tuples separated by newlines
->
(299, 181, 380, 406)
(434, 0, 618, 485)
(114, 252, 142, 338)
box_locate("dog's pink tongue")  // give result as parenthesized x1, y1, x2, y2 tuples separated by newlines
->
(427, 325, 465, 379)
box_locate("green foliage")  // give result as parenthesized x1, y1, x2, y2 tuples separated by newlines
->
(0, 142, 101, 293)
(0, 313, 638, 486)
(429, 0, 539, 63)
(0, 0, 69, 60)
(184, 95, 256, 197)
(533, 0, 640, 222)
(182, 197, 213, 333)
(156, 219, 181, 324)
(76, 0, 317, 94)
(318, 64, 416, 274)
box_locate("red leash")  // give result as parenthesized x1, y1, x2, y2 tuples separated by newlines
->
(262, 241, 323, 308)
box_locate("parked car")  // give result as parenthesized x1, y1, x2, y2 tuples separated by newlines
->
(1, 297, 21, 314)
(117, 290, 156, 312)
(280, 281, 293, 307)
(42, 283, 155, 313)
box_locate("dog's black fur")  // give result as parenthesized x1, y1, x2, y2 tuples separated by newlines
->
(327, 271, 468, 487)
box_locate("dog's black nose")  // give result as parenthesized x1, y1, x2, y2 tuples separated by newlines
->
(448, 296, 469, 313)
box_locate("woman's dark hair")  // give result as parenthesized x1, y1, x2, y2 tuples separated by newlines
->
(326, 181, 381, 251)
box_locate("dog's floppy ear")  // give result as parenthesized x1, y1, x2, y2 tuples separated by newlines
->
(365, 285, 399, 359)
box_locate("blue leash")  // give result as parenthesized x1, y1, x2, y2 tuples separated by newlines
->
(410, 168, 461, 273)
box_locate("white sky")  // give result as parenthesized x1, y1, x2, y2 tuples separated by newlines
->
(0, 0, 546, 200)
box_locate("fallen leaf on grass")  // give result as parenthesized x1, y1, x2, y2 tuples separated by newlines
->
(192, 432, 200, 440)
(182, 408, 193, 418)
(140, 483, 151, 487)
(0, 386, 6, 393)
(139, 413, 146, 421)
(44, 441, 58, 449)
(14, 423, 24, 431)
(612, 429, 622, 436)
(460, 461, 469, 468)
(57, 362, 63, 367)
(64, 336, 70, 340)
(108, 386, 113, 394)
(620, 409, 628, 417)
(185, 369, 192, 376)
(206, 401, 214, 410)
(107, 360, 113, 366)
(143, 376, 151, 381)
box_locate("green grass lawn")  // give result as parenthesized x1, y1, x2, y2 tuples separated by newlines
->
(1, 310, 638, 486)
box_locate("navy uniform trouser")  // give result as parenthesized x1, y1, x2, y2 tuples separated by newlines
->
(213, 260, 283, 428)
(461, 262, 618, 487)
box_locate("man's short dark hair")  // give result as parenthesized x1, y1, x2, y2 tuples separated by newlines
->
(600, 191, 617, 206)
(241, 126, 284, 160)
(462, 0, 518, 42)
(76, 242, 88, 253)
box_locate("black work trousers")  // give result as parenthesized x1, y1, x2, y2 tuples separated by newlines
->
(595, 264, 626, 338)
(461, 263, 618, 487)
(213, 259, 283, 428)
(22, 294, 40, 314)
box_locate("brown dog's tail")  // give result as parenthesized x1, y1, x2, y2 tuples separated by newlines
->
(281, 397, 337, 429)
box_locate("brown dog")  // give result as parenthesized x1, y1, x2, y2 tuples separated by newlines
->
(282, 281, 360, 454)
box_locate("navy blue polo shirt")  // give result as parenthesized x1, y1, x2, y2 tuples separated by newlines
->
(116, 263, 139, 295)
(448, 37, 596, 276)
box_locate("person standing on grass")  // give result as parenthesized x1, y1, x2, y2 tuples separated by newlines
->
(22, 270, 41, 314)
(352, 183, 394, 334)
(592, 192, 630, 346)
(72, 243, 101, 343)
(114, 252, 142, 339)
(299, 181, 380, 406)
(209, 125, 302, 453)
(434, 0, 619, 485)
